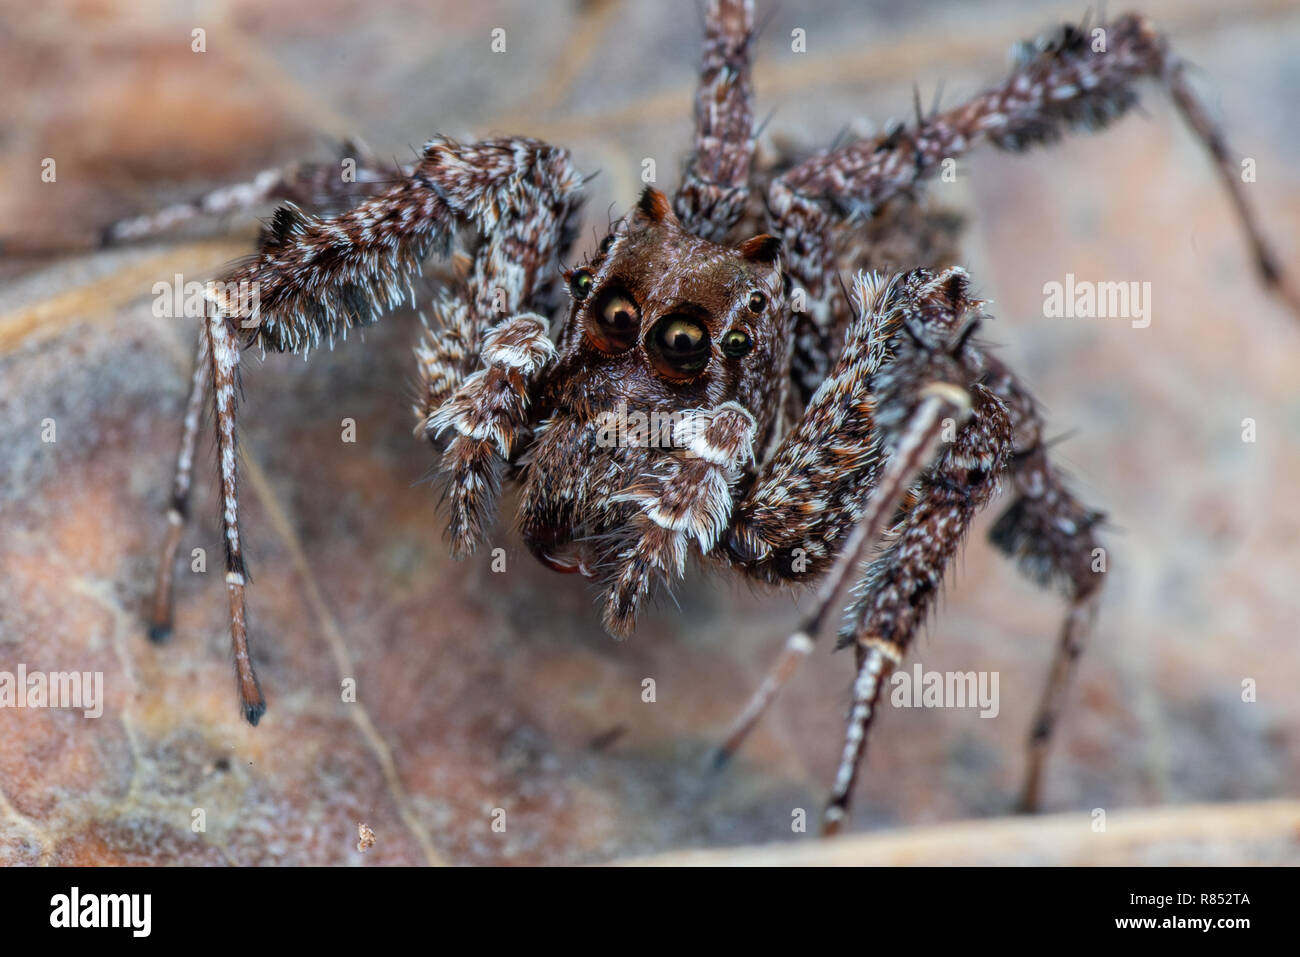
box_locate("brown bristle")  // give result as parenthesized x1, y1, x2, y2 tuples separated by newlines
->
(738, 234, 781, 264)
(636, 186, 675, 224)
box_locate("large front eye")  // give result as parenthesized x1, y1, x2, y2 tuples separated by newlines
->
(587, 287, 640, 353)
(647, 315, 711, 378)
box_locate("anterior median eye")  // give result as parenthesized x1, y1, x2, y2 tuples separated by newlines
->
(722, 329, 753, 358)
(586, 287, 640, 352)
(647, 315, 711, 378)
(569, 268, 594, 300)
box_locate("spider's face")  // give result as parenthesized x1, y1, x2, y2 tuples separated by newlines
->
(521, 187, 790, 575)
(550, 187, 787, 425)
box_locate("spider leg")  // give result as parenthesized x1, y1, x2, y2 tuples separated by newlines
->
(979, 355, 1106, 812)
(147, 326, 208, 642)
(712, 270, 915, 761)
(717, 269, 1007, 776)
(673, 0, 756, 241)
(414, 156, 584, 558)
(716, 378, 975, 767)
(102, 140, 398, 247)
(824, 381, 1011, 833)
(422, 314, 557, 558)
(176, 136, 583, 723)
(770, 11, 1300, 399)
(203, 306, 265, 725)
(600, 402, 757, 636)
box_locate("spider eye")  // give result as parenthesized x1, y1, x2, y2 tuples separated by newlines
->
(746, 291, 767, 313)
(586, 287, 640, 353)
(647, 315, 711, 379)
(599, 235, 615, 254)
(722, 329, 753, 358)
(570, 268, 594, 300)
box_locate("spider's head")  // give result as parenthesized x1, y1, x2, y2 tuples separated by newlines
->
(521, 188, 790, 578)
(553, 187, 788, 425)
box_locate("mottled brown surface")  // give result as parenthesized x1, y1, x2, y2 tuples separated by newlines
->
(1, 0, 1298, 865)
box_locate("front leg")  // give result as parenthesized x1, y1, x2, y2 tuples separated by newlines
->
(716, 270, 1015, 829)
(824, 381, 1011, 832)
(600, 402, 756, 636)
(423, 314, 556, 557)
(170, 136, 583, 724)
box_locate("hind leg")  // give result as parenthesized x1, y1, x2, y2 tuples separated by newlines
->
(980, 355, 1107, 812)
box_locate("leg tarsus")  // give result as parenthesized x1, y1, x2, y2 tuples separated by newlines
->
(1018, 591, 1098, 812)
(822, 643, 897, 836)
(711, 631, 814, 769)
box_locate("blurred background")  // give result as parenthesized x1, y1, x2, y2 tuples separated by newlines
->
(1, 0, 1298, 865)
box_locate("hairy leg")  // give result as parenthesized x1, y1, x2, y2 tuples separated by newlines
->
(103, 141, 398, 246)
(824, 382, 1011, 832)
(770, 12, 1300, 402)
(206, 136, 583, 354)
(600, 401, 757, 636)
(720, 274, 1108, 823)
(979, 355, 1106, 812)
(202, 307, 265, 724)
(718, 269, 1004, 776)
(716, 380, 973, 767)
(172, 136, 583, 723)
(423, 314, 557, 557)
(674, 0, 756, 242)
(726, 268, 985, 582)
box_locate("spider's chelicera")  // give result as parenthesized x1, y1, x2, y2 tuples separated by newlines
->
(127, 1, 1296, 834)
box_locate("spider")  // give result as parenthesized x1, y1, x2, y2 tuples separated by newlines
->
(123, 1, 1297, 835)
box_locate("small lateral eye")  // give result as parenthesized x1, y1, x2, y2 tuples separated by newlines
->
(599, 235, 615, 254)
(570, 268, 594, 300)
(747, 291, 767, 313)
(722, 329, 753, 359)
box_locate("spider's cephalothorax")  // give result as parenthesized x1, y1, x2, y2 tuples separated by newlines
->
(518, 187, 786, 627)
(133, 0, 1299, 838)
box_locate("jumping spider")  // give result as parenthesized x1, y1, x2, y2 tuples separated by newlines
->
(121, 2, 1296, 834)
